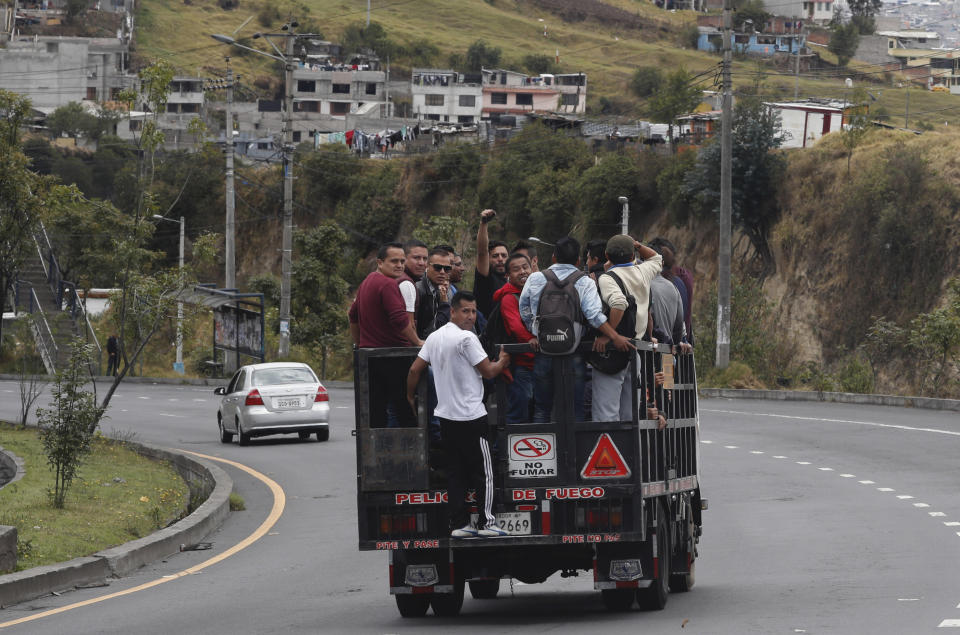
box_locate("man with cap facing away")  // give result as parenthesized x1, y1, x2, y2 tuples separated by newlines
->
(592, 235, 662, 423)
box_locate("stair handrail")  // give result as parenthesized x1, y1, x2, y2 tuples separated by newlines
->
(27, 286, 58, 375)
(61, 281, 103, 375)
(35, 222, 63, 301)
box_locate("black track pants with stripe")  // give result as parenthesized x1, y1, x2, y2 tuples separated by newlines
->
(439, 416, 496, 530)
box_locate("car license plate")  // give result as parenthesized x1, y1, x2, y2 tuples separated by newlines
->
(275, 397, 303, 409)
(471, 512, 532, 536)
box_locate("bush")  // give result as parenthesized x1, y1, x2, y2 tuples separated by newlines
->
(630, 67, 663, 98)
(677, 23, 700, 49)
(836, 355, 874, 393)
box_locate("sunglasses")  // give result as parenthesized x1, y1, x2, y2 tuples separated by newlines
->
(431, 263, 453, 272)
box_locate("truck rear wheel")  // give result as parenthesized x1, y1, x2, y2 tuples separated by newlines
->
(395, 594, 430, 617)
(430, 577, 465, 617)
(601, 588, 635, 611)
(670, 500, 697, 592)
(637, 504, 670, 611)
(468, 579, 500, 599)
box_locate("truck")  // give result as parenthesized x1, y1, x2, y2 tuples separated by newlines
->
(353, 340, 704, 617)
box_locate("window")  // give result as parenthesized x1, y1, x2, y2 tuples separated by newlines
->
(181, 103, 199, 113)
(129, 120, 142, 131)
(443, 115, 450, 122)
(297, 80, 316, 92)
(257, 142, 270, 150)
(426, 114, 441, 121)
(293, 131, 302, 142)
(457, 115, 474, 123)
(86, 87, 97, 100)
(491, 92, 508, 105)
(888, 40, 895, 48)
(735, 34, 750, 44)
(561, 94, 578, 106)
(366, 82, 377, 95)
(515, 93, 533, 106)
(331, 102, 350, 115)
(332, 83, 350, 94)
(757, 36, 775, 45)
(46, 42, 58, 53)
(166, 103, 178, 113)
(459, 94, 476, 107)
(295, 101, 319, 112)
(425, 94, 445, 106)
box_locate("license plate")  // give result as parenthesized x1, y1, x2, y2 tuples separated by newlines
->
(472, 511, 532, 536)
(275, 397, 303, 409)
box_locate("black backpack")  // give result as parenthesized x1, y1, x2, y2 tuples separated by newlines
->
(479, 293, 518, 359)
(536, 269, 587, 356)
(588, 270, 637, 375)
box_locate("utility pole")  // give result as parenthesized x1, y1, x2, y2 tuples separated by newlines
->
(794, 25, 803, 100)
(225, 61, 236, 290)
(717, 0, 733, 369)
(177, 215, 184, 374)
(367, 0, 371, 27)
(618, 196, 629, 235)
(278, 25, 296, 358)
(905, 84, 910, 128)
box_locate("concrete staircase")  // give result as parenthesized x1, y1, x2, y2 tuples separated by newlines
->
(15, 244, 87, 372)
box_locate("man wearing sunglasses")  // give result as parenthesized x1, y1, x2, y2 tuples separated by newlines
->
(415, 248, 454, 340)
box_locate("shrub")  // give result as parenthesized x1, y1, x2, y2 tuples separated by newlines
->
(836, 354, 874, 393)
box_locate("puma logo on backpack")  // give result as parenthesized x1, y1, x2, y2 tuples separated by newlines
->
(536, 270, 586, 355)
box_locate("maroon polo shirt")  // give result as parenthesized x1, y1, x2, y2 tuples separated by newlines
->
(348, 271, 411, 347)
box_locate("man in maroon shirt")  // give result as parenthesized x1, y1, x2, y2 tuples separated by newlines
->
(349, 242, 423, 427)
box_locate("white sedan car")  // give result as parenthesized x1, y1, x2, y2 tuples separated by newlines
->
(215, 362, 330, 445)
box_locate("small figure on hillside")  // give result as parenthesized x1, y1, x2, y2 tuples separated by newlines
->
(106, 334, 120, 376)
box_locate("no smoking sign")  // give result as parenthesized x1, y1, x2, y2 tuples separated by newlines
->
(508, 434, 557, 479)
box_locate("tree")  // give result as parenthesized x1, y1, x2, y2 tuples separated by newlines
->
(648, 67, 704, 147)
(841, 86, 870, 175)
(65, 0, 88, 23)
(291, 222, 350, 379)
(37, 339, 103, 508)
(465, 40, 501, 71)
(829, 21, 860, 67)
(340, 21, 396, 59)
(522, 54, 558, 75)
(733, 0, 770, 31)
(46, 102, 96, 139)
(630, 67, 663, 98)
(681, 98, 785, 279)
(848, 0, 881, 34)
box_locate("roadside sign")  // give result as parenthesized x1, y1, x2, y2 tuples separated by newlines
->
(581, 433, 631, 479)
(508, 434, 556, 479)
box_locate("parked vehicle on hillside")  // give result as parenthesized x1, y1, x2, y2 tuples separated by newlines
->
(354, 341, 704, 617)
(215, 362, 330, 445)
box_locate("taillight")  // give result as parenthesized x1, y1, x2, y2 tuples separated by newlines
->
(245, 389, 264, 406)
(315, 386, 329, 402)
(379, 512, 425, 535)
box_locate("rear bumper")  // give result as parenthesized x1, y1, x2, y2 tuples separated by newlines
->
(242, 404, 329, 434)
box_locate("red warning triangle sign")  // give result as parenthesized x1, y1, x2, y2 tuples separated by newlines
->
(581, 433, 632, 479)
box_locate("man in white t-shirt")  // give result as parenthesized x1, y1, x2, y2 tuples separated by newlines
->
(406, 291, 511, 538)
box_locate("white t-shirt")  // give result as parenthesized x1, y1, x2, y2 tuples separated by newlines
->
(418, 322, 488, 421)
(398, 280, 417, 313)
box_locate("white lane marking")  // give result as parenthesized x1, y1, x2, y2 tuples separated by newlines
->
(724, 445, 738, 449)
(859, 480, 875, 484)
(335, 406, 350, 409)
(877, 488, 895, 492)
(773, 455, 787, 459)
(818, 467, 834, 471)
(930, 512, 948, 517)
(939, 619, 960, 627)
(120, 409, 128, 412)
(944, 522, 960, 527)
(703, 408, 960, 437)
(158, 413, 180, 418)
(898, 598, 920, 601)
(168, 398, 179, 402)
(956, 532, 960, 538)
(751, 450, 764, 454)
(914, 503, 930, 508)
(193, 399, 207, 402)
(840, 474, 856, 478)
(796, 461, 811, 465)
(2, 390, 13, 393)
(897, 495, 915, 499)
(701, 440, 713, 444)
(138, 396, 150, 400)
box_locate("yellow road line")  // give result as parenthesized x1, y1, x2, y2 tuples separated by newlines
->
(0, 451, 285, 629)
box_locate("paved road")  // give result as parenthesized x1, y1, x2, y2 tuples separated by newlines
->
(1, 380, 959, 633)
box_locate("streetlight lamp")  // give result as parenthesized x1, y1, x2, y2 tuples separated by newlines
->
(153, 214, 185, 375)
(212, 24, 309, 358)
(527, 236, 555, 247)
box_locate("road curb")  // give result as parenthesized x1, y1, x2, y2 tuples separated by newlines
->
(0, 374, 353, 389)
(0, 442, 233, 608)
(699, 388, 960, 412)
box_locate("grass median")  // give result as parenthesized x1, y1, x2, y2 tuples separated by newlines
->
(0, 422, 190, 572)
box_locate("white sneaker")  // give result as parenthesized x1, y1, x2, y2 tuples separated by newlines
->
(478, 524, 509, 537)
(451, 525, 479, 538)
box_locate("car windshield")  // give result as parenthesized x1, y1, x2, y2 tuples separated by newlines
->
(252, 367, 316, 386)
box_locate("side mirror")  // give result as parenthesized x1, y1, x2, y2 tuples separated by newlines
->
(214, 386, 226, 395)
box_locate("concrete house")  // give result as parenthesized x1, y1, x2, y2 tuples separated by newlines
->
(291, 51, 387, 119)
(765, 100, 854, 148)
(411, 68, 483, 124)
(481, 68, 586, 121)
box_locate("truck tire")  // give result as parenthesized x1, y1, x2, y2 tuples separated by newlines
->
(395, 594, 430, 617)
(637, 504, 670, 611)
(670, 500, 697, 592)
(601, 588, 635, 611)
(430, 577, 464, 617)
(468, 579, 500, 599)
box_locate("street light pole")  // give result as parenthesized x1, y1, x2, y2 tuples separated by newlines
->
(277, 25, 296, 358)
(618, 196, 629, 235)
(225, 63, 236, 290)
(717, 0, 733, 369)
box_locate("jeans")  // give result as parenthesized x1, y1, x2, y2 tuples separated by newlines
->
(533, 354, 586, 423)
(506, 365, 534, 424)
